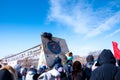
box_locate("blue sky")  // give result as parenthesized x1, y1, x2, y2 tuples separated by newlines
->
(0, 0, 120, 58)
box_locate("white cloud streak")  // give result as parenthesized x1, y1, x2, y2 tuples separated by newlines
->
(86, 11, 120, 37)
(48, 0, 120, 38)
(105, 28, 120, 38)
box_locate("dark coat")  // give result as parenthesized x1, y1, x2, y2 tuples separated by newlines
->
(71, 70, 85, 80)
(90, 49, 117, 80)
(115, 67, 120, 80)
(0, 69, 13, 80)
(64, 60, 73, 80)
(84, 62, 94, 80)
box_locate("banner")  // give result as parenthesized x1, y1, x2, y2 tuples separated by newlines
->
(112, 41, 120, 59)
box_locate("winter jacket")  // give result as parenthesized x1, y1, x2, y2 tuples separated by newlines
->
(90, 49, 117, 80)
(84, 62, 93, 80)
(0, 69, 13, 80)
(38, 68, 61, 80)
(71, 71, 85, 80)
(84, 55, 94, 80)
(64, 60, 73, 80)
(115, 67, 120, 80)
(14, 64, 22, 80)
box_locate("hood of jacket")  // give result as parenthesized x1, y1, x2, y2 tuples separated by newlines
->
(97, 49, 116, 66)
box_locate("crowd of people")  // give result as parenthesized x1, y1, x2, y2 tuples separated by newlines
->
(0, 49, 120, 80)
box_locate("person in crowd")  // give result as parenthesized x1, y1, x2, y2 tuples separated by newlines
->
(33, 65, 47, 80)
(37, 64, 47, 75)
(71, 61, 85, 80)
(64, 52, 73, 80)
(84, 54, 94, 80)
(20, 65, 27, 80)
(14, 64, 22, 80)
(1, 65, 18, 80)
(26, 65, 37, 80)
(0, 66, 13, 80)
(38, 64, 61, 80)
(54, 63, 67, 80)
(50, 55, 62, 68)
(38, 63, 67, 80)
(90, 49, 119, 80)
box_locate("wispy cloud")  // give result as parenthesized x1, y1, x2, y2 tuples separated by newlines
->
(86, 11, 120, 38)
(105, 28, 120, 38)
(48, 0, 120, 38)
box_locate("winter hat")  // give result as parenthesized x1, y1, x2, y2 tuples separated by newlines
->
(65, 52, 73, 60)
(96, 49, 116, 65)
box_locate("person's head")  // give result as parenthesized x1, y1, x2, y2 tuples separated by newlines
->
(65, 52, 73, 61)
(42, 32, 52, 40)
(2, 65, 18, 79)
(96, 49, 116, 66)
(73, 61, 82, 71)
(54, 63, 63, 71)
(86, 55, 94, 63)
(14, 64, 21, 72)
(55, 55, 62, 62)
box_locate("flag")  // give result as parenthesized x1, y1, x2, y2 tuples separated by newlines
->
(112, 41, 120, 59)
